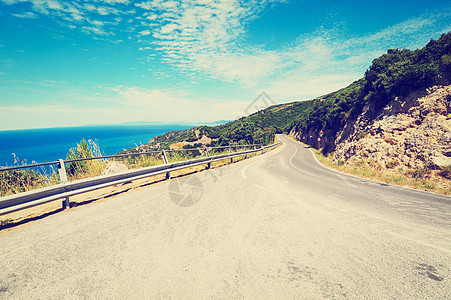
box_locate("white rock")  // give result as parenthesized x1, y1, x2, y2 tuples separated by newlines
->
(101, 161, 128, 176)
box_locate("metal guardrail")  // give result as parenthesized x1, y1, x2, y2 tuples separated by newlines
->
(0, 142, 281, 216)
(0, 144, 263, 172)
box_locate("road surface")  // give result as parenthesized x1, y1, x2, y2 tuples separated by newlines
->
(1, 134, 450, 299)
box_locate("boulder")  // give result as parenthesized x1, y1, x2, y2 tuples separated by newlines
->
(431, 155, 451, 168)
(101, 161, 128, 176)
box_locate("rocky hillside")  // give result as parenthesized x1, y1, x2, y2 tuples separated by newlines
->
(289, 33, 451, 182)
(332, 85, 450, 171)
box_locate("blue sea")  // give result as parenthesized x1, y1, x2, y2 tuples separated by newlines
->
(0, 124, 192, 167)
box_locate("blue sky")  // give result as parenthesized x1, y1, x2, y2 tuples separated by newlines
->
(0, 0, 450, 130)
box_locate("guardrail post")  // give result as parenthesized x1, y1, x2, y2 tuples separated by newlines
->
(205, 147, 211, 169)
(228, 146, 233, 163)
(57, 159, 70, 209)
(162, 150, 170, 179)
(58, 159, 68, 182)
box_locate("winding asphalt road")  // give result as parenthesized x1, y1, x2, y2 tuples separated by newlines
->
(1, 134, 450, 299)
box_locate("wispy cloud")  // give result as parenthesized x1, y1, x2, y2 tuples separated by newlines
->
(2, 0, 451, 106)
(130, 1, 451, 100)
(11, 11, 37, 18)
(138, 29, 151, 35)
(1, 0, 132, 38)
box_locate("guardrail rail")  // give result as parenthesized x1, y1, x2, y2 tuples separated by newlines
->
(0, 142, 281, 216)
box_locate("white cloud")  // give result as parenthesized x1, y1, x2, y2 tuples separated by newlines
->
(89, 19, 104, 27)
(84, 3, 96, 11)
(82, 26, 109, 36)
(138, 29, 151, 35)
(11, 11, 38, 18)
(1, 0, 129, 35)
(135, 1, 154, 10)
(100, 0, 130, 4)
(71, 14, 84, 21)
(146, 14, 157, 20)
(131, 1, 281, 84)
(160, 23, 178, 34)
(1, 0, 25, 4)
(46, 0, 62, 10)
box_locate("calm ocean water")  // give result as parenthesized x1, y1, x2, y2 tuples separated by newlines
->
(0, 124, 191, 167)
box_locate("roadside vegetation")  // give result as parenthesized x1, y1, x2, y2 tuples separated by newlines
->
(1, 139, 106, 196)
(65, 139, 106, 180)
(0, 168, 53, 197)
(309, 147, 451, 195)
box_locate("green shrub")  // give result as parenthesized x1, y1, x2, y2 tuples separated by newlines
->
(65, 139, 105, 179)
(411, 168, 430, 179)
(182, 144, 201, 157)
(386, 161, 398, 168)
(0, 169, 47, 196)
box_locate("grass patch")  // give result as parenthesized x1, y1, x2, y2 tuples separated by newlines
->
(385, 160, 398, 169)
(424, 182, 436, 190)
(390, 175, 407, 184)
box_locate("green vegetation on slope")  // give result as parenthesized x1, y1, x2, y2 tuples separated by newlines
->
(138, 100, 320, 150)
(363, 33, 451, 111)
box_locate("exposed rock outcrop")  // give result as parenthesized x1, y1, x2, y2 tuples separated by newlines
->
(332, 85, 451, 170)
(170, 135, 213, 150)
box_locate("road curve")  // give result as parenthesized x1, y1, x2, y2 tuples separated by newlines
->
(0, 134, 450, 299)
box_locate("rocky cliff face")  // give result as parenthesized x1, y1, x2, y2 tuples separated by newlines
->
(332, 85, 451, 171)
